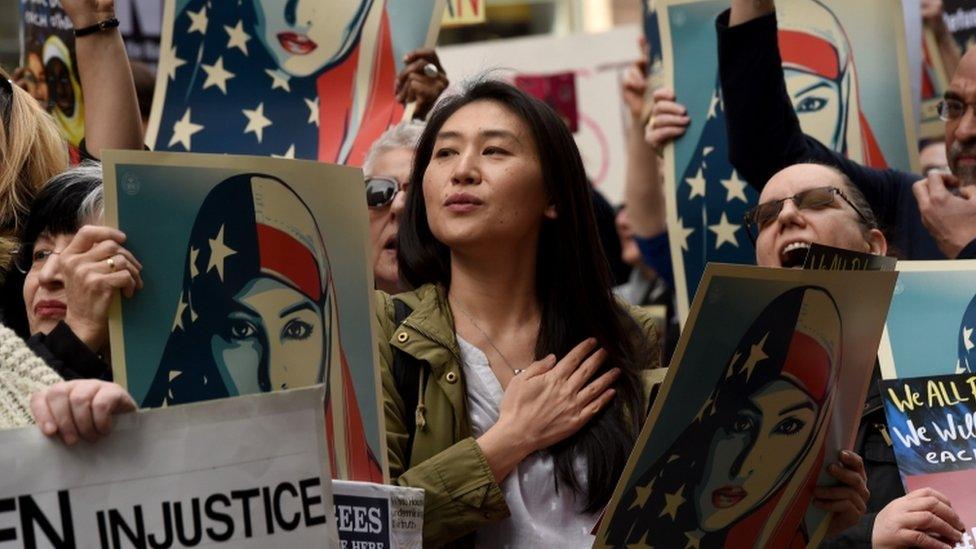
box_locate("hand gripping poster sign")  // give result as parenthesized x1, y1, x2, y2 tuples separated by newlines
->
(0, 386, 339, 548)
(881, 373, 976, 546)
(595, 264, 897, 548)
(656, 0, 919, 323)
(103, 150, 386, 484)
(144, 0, 444, 167)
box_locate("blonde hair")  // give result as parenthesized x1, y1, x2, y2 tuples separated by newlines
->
(0, 67, 70, 270)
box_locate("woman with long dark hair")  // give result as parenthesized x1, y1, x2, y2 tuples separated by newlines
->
(376, 80, 661, 546)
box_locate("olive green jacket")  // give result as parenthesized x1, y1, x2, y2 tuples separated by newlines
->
(375, 283, 664, 547)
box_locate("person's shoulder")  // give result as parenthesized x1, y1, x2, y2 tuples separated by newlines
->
(373, 284, 441, 324)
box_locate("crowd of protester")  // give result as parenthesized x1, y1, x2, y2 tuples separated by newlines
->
(1, 0, 975, 546)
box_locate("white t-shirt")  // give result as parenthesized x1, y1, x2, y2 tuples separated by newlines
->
(456, 336, 599, 549)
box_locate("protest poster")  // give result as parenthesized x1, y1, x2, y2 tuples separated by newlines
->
(594, 263, 897, 548)
(117, 0, 163, 68)
(144, 0, 444, 167)
(878, 260, 976, 380)
(438, 24, 641, 204)
(0, 386, 339, 548)
(19, 0, 85, 146)
(656, 0, 919, 322)
(801, 243, 897, 272)
(881, 373, 976, 542)
(944, 0, 976, 52)
(441, 0, 485, 28)
(332, 481, 424, 549)
(103, 149, 386, 483)
(921, 28, 951, 140)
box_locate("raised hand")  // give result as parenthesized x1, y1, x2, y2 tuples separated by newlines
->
(814, 450, 870, 537)
(395, 48, 450, 120)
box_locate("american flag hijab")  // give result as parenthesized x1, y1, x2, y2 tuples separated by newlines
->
(605, 286, 840, 548)
(142, 173, 382, 481)
(154, 0, 402, 167)
(958, 294, 976, 374)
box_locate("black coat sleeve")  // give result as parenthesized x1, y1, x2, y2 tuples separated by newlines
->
(715, 9, 916, 234)
(27, 321, 112, 381)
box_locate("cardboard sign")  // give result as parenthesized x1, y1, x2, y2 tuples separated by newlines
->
(881, 373, 976, 544)
(595, 263, 897, 548)
(441, 0, 486, 28)
(332, 481, 423, 549)
(943, 0, 976, 52)
(802, 243, 897, 272)
(103, 150, 387, 483)
(0, 387, 339, 548)
(656, 0, 920, 323)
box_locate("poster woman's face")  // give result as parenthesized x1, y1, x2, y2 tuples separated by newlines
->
(210, 276, 323, 394)
(252, 0, 370, 77)
(785, 70, 842, 152)
(694, 379, 818, 532)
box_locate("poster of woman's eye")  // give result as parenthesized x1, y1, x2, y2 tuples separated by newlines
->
(878, 260, 976, 380)
(103, 150, 385, 484)
(19, 0, 86, 147)
(655, 0, 919, 323)
(144, 0, 444, 166)
(594, 264, 897, 548)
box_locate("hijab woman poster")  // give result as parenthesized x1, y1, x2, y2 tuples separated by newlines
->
(594, 264, 896, 548)
(878, 260, 976, 380)
(144, 0, 444, 166)
(656, 0, 918, 322)
(102, 150, 385, 483)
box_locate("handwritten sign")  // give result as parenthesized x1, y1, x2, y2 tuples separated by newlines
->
(802, 243, 897, 272)
(882, 373, 976, 548)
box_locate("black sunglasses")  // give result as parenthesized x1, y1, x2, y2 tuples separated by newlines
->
(743, 186, 870, 244)
(365, 176, 406, 209)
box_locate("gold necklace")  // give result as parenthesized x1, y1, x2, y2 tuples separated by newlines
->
(450, 298, 525, 375)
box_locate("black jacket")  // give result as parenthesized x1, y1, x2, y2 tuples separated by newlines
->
(26, 321, 112, 381)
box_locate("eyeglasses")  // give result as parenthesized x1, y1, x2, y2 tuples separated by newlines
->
(13, 244, 63, 274)
(365, 176, 406, 209)
(938, 98, 975, 121)
(743, 186, 870, 244)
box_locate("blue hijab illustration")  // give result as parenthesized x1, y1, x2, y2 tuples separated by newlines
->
(143, 173, 382, 480)
(604, 286, 841, 548)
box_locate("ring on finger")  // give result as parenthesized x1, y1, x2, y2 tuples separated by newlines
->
(106, 257, 117, 271)
(423, 62, 439, 78)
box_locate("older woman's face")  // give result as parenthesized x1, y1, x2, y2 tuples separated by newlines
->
(423, 100, 553, 252)
(23, 232, 74, 335)
(695, 379, 817, 532)
(754, 164, 883, 268)
(252, 0, 370, 77)
(211, 276, 324, 394)
(366, 147, 413, 294)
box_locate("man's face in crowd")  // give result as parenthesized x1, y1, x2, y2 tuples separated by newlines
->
(945, 49, 976, 185)
(367, 147, 413, 294)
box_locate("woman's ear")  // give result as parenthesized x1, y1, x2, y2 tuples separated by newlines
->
(865, 228, 887, 256)
(544, 204, 557, 220)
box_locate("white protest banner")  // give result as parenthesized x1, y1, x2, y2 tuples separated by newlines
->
(332, 481, 423, 549)
(0, 386, 339, 548)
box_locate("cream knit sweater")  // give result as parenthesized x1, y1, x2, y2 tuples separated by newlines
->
(0, 324, 62, 429)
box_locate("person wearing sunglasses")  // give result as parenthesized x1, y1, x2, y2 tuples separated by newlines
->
(717, 0, 976, 263)
(363, 122, 424, 294)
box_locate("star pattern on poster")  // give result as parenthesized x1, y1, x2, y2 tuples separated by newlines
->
(964, 325, 974, 353)
(305, 97, 320, 126)
(708, 213, 740, 249)
(660, 484, 685, 520)
(189, 247, 200, 278)
(243, 102, 273, 143)
(675, 217, 694, 252)
(207, 224, 236, 281)
(165, 46, 187, 81)
(224, 20, 250, 55)
(169, 108, 205, 150)
(628, 477, 655, 511)
(172, 294, 188, 331)
(685, 168, 706, 200)
(272, 144, 296, 159)
(720, 170, 749, 203)
(741, 333, 769, 380)
(684, 530, 703, 549)
(265, 69, 292, 92)
(186, 6, 208, 35)
(202, 55, 235, 94)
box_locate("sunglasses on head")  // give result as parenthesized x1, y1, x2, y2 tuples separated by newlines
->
(743, 186, 869, 244)
(365, 176, 406, 209)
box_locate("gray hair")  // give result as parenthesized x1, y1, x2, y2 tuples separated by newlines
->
(74, 163, 104, 225)
(362, 122, 424, 176)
